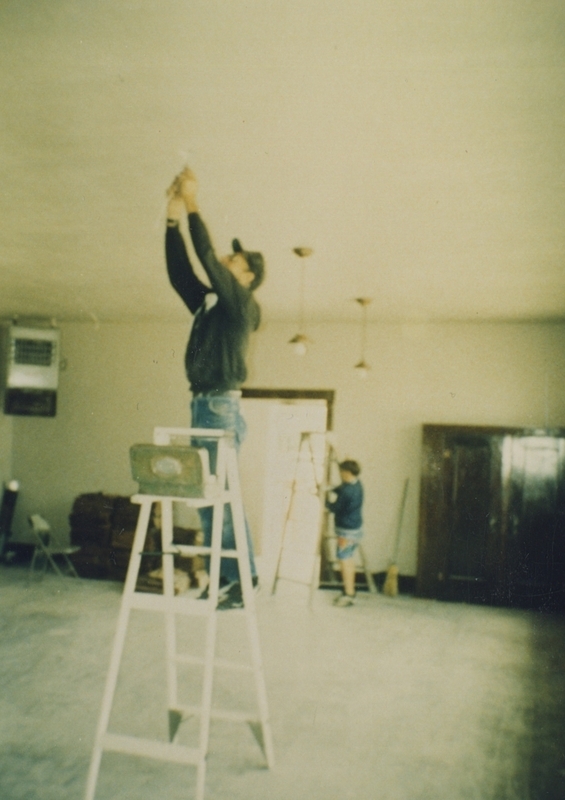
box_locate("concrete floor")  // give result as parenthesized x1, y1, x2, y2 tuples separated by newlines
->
(1, 566, 565, 800)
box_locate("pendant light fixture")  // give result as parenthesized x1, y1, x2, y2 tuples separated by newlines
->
(354, 297, 371, 378)
(288, 247, 313, 356)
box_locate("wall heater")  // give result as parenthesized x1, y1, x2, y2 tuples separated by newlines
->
(2, 325, 60, 417)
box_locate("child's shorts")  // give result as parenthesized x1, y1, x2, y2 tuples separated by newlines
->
(335, 527, 363, 559)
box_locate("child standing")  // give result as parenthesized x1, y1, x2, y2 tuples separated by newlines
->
(326, 459, 364, 606)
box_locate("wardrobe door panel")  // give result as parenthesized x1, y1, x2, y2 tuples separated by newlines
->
(417, 425, 503, 605)
(506, 436, 565, 611)
(443, 435, 502, 603)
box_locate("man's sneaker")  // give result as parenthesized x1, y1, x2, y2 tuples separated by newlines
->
(333, 592, 355, 607)
(201, 578, 258, 608)
(217, 582, 244, 610)
(198, 578, 232, 601)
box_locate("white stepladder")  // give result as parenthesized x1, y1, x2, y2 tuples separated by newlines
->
(84, 428, 274, 800)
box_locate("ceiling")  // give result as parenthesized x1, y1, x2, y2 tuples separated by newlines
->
(1, 0, 564, 324)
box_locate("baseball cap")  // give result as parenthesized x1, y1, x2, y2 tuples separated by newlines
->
(232, 238, 265, 290)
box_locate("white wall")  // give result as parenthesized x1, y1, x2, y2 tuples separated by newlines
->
(9, 319, 565, 576)
(10, 322, 191, 544)
(250, 320, 565, 574)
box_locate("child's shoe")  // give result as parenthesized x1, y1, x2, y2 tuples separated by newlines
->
(333, 592, 355, 607)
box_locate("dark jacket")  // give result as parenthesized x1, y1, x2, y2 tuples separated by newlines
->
(326, 480, 364, 530)
(165, 213, 261, 394)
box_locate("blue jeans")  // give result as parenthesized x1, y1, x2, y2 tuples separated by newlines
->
(190, 392, 256, 583)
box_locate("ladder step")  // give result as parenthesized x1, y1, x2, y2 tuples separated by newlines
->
(129, 593, 213, 615)
(175, 705, 261, 724)
(132, 491, 238, 509)
(128, 593, 247, 615)
(171, 544, 211, 557)
(175, 654, 253, 672)
(102, 733, 201, 765)
(139, 545, 238, 558)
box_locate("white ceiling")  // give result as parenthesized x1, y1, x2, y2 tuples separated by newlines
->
(1, 0, 564, 324)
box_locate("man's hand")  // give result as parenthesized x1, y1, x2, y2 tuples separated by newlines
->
(166, 176, 186, 222)
(178, 167, 199, 212)
(166, 194, 185, 222)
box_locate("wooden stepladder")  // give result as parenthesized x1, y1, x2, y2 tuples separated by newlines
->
(84, 428, 274, 800)
(270, 430, 329, 604)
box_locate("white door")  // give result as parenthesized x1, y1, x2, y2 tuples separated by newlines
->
(239, 399, 328, 590)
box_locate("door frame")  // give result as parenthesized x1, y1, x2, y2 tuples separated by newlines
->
(241, 388, 335, 430)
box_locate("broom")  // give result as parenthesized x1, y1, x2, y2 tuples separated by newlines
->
(383, 478, 409, 597)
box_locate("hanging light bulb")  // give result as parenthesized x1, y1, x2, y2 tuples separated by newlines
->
(354, 298, 371, 377)
(354, 359, 370, 379)
(288, 247, 313, 355)
(288, 333, 308, 356)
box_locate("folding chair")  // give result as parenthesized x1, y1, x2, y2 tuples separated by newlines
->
(29, 514, 81, 579)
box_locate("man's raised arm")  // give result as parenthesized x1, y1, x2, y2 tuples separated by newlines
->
(165, 179, 208, 314)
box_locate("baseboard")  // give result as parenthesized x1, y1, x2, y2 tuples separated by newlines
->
(320, 570, 416, 595)
(374, 571, 416, 595)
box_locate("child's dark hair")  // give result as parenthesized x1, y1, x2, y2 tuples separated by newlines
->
(339, 459, 361, 476)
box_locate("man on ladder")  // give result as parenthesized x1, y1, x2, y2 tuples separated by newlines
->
(165, 167, 266, 609)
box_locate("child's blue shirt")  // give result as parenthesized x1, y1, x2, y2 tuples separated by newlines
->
(326, 479, 363, 530)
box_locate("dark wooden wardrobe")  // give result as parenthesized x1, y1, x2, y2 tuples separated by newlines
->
(416, 424, 565, 611)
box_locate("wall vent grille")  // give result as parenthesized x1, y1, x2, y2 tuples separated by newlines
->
(12, 338, 55, 367)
